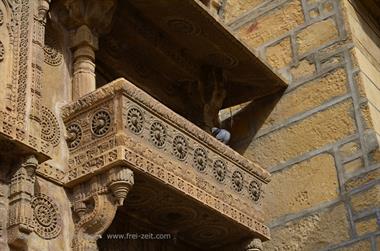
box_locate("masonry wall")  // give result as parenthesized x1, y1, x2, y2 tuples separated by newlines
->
(219, 0, 380, 250)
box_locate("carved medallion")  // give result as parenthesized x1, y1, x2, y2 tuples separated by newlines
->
(32, 193, 62, 239)
(150, 121, 166, 148)
(126, 107, 144, 134)
(172, 135, 188, 160)
(232, 171, 244, 192)
(0, 9, 3, 26)
(0, 41, 4, 62)
(213, 160, 226, 182)
(191, 224, 229, 242)
(249, 180, 261, 202)
(66, 123, 82, 149)
(91, 110, 111, 137)
(41, 106, 60, 146)
(193, 147, 207, 171)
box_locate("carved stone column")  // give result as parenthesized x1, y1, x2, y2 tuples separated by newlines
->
(7, 155, 38, 250)
(71, 166, 134, 251)
(58, 0, 117, 100)
(246, 238, 263, 251)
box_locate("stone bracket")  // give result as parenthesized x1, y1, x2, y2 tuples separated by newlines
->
(71, 166, 134, 251)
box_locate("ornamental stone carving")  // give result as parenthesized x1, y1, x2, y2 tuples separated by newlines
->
(71, 167, 134, 251)
(232, 171, 244, 192)
(0, 41, 4, 62)
(249, 180, 262, 202)
(91, 110, 111, 137)
(31, 193, 62, 239)
(0, 9, 3, 26)
(172, 135, 188, 160)
(193, 147, 207, 171)
(62, 78, 271, 239)
(213, 159, 226, 182)
(66, 123, 82, 149)
(126, 107, 144, 134)
(150, 121, 166, 148)
(41, 106, 60, 146)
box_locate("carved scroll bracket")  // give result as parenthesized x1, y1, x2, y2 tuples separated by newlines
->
(7, 155, 38, 250)
(71, 166, 134, 251)
(246, 238, 263, 251)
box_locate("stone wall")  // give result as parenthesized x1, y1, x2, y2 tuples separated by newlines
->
(219, 0, 380, 250)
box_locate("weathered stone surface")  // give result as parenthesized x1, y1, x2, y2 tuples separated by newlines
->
(245, 101, 356, 167)
(339, 141, 360, 160)
(290, 58, 316, 80)
(264, 204, 350, 250)
(263, 154, 338, 221)
(223, 0, 265, 23)
(336, 240, 372, 251)
(351, 185, 380, 214)
(297, 19, 339, 55)
(238, 0, 304, 48)
(263, 68, 348, 128)
(343, 158, 364, 174)
(345, 169, 380, 192)
(355, 217, 378, 236)
(266, 37, 292, 69)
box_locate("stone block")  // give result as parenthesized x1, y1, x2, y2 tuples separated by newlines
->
(343, 158, 364, 174)
(339, 141, 360, 160)
(223, 0, 265, 23)
(264, 204, 350, 250)
(345, 169, 380, 192)
(297, 18, 339, 55)
(266, 37, 293, 69)
(351, 185, 380, 214)
(238, 0, 304, 48)
(336, 240, 372, 251)
(263, 154, 338, 221)
(245, 101, 356, 168)
(263, 68, 348, 129)
(290, 58, 316, 80)
(355, 217, 378, 236)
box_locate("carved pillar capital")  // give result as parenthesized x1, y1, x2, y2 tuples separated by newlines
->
(246, 238, 263, 251)
(71, 166, 134, 251)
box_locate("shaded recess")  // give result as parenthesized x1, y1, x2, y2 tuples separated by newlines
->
(95, 0, 287, 130)
(99, 173, 254, 251)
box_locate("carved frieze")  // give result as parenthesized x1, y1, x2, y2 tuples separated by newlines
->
(62, 78, 271, 239)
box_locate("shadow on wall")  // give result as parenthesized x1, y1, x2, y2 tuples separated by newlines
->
(221, 90, 284, 154)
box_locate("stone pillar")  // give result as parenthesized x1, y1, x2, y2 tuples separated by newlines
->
(58, 0, 117, 100)
(70, 25, 98, 100)
(7, 155, 38, 250)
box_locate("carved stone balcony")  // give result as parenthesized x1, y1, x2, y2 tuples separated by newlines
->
(62, 78, 271, 248)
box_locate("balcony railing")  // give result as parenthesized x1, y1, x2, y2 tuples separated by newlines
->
(61, 78, 271, 240)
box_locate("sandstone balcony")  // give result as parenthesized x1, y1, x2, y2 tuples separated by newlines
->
(61, 78, 271, 249)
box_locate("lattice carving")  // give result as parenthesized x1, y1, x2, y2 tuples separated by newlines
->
(32, 193, 62, 239)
